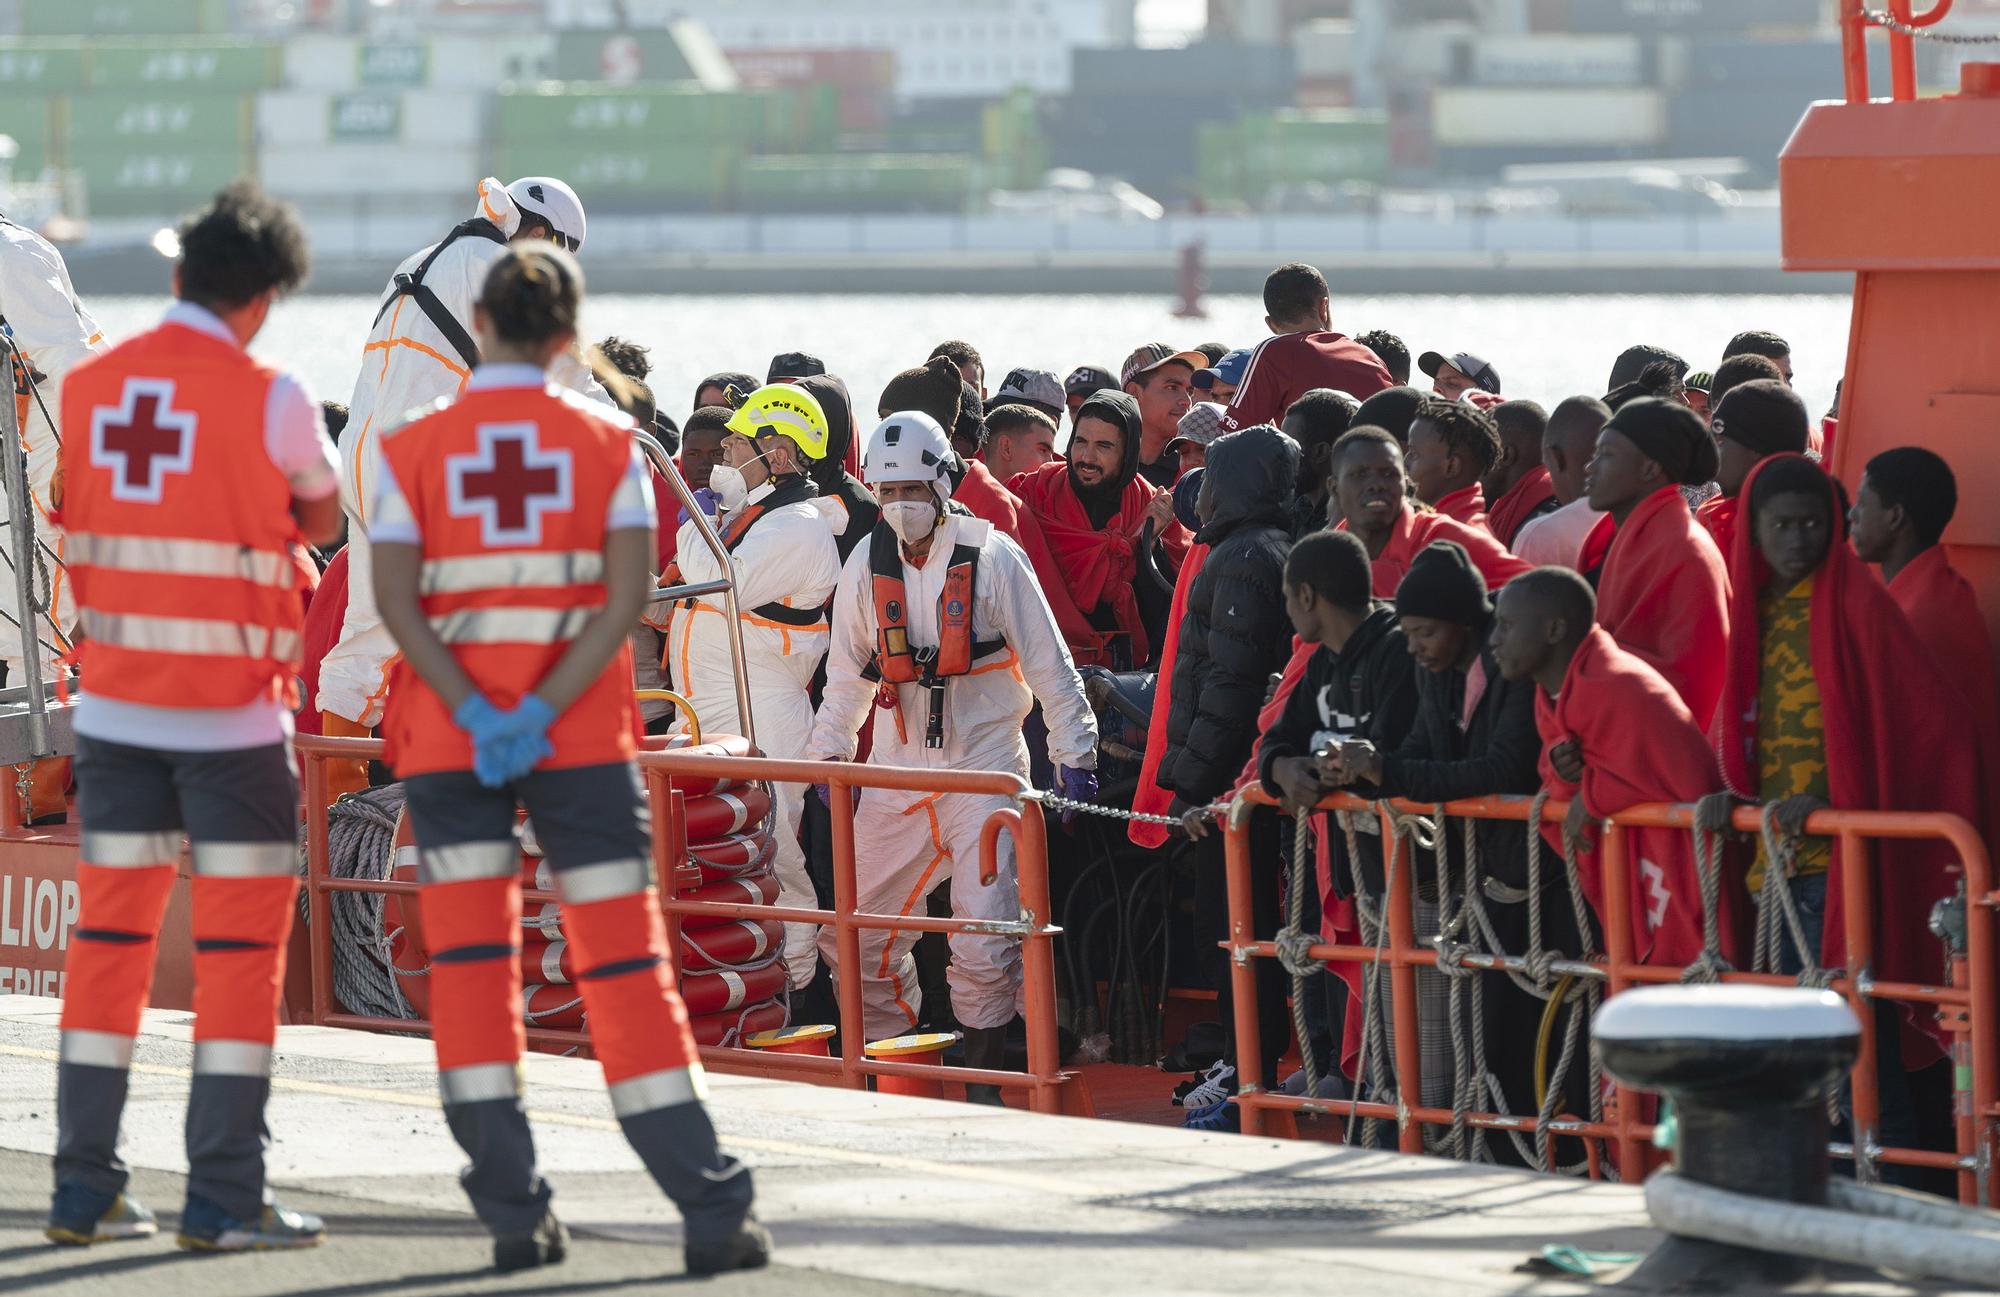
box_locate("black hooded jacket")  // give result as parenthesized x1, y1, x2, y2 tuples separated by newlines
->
(1371, 630, 1543, 893)
(1071, 390, 1144, 530)
(1160, 425, 1300, 805)
(796, 373, 878, 562)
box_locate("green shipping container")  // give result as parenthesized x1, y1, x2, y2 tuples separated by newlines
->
(490, 143, 734, 209)
(0, 43, 88, 92)
(87, 42, 281, 92)
(67, 94, 251, 147)
(1236, 111, 1390, 188)
(737, 154, 975, 214)
(495, 84, 799, 149)
(23, 0, 225, 37)
(73, 147, 246, 217)
(0, 98, 54, 173)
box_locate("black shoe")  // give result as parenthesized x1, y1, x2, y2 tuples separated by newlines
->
(493, 1210, 567, 1274)
(685, 1215, 771, 1277)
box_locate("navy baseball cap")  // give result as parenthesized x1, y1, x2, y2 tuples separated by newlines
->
(1418, 350, 1501, 395)
(1192, 347, 1252, 392)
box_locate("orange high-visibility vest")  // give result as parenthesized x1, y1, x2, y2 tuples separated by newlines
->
(59, 319, 306, 708)
(380, 382, 640, 777)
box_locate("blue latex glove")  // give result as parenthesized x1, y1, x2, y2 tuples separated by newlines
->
(1057, 765, 1098, 826)
(674, 487, 723, 529)
(485, 695, 557, 785)
(453, 694, 513, 787)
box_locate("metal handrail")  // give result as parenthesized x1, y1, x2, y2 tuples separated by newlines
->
(295, 734, 1079, 1113)
(1221, 787, 1997, 1205)
(0, 331, 52, 762)
(630, 427, 755, 748)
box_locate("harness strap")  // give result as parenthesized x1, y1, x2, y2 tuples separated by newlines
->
(369, 218, 507, 371)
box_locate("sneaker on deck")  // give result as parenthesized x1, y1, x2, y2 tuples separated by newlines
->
(1182, 1097, 1241, 1133)
(45, 1183, 158, 1246)
(493, 1208, 568, 1273)
(176, 1196, 325, 1252)
(1172, 1059, 1236, 1109)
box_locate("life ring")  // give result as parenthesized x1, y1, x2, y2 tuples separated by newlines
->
(520, 919, 783, 983)
(519, 961, 783, 1029)
(677, 872, 779, 928)
(687, 828, 777, 880)
(690, 1000, 787, 1048)
(681, 783, 772, 840)
(640, 732, 757, 797)
(387, 925, 433, 1020)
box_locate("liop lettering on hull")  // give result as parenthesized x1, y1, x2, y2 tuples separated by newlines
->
(0, 872, 78, 1000)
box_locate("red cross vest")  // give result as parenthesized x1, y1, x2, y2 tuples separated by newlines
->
(379, 380, 640, 777)
(58, 318, 307, 709)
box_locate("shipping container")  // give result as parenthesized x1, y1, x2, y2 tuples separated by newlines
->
(0, 42, 86, 92)
(725, 48, 894, 132)
(87, 41, 282, 92)
(554, 29, 700, 84)
(67, 94, 251, 148)
(1468, 34, 1645, 86)
(1683, 38, 1881, 89)
(1665, 88, 1813, 170)
(22, 0, 224, 37)
(1069, 45, 1293, 102)
(488, 142, 734, 210)
(1293, 20, 1355, 82)
(1387, 22, 1474, 83)
(72, 146, 245, 217)
(278, 34, 552, 93)
(1567, 0, 1820, 35)
(1206, 109, 1391, 201)
(737, 153, 975, 214)
(1432, 86, 1664, 148)
(255, 90, 485, 150)
(0, 97, 52, 172)
(494, 83, 814, 149)
(258, 142, 478, 199)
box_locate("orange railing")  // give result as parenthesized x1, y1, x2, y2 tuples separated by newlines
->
(1222, 789, 1998, 1206)
(1845, 0, 1957, 102)
(296, 734, 1082, 1114)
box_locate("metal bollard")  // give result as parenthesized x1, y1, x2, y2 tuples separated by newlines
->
(1596, 985, 1860, 1205)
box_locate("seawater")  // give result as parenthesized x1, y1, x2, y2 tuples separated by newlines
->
(85, 292, 1851, 431)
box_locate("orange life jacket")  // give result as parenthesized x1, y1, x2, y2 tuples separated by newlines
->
(865, 522, 1006, 748)
(379, 381, 640, 777)
(58, 318, 306, 708)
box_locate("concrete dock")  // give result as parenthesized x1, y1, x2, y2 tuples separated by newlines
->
(0, 997, 1972, 1295)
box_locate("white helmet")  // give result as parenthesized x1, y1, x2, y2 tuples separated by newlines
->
(507, 176, 586, 252)
(864, 411, 955, 507)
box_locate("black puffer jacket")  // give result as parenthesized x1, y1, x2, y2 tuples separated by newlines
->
(1159, 425, 1300, 804)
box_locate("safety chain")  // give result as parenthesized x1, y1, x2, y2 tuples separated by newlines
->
(1030, 788, 1186, 828)
(1862, 7, 2000, 41)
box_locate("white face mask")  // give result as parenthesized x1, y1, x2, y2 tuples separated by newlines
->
(882, 499, 938, 545)
(708, 463, 750, 511)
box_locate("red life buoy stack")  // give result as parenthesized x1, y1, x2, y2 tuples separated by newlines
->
(383, 734, 791, 1047)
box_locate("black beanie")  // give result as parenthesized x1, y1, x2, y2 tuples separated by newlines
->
(1394, 540, 1491, 626)
(1602, 396, 1718, 485)
(878, 355, 963, 432)
(1607, 344, 1688, 392)
(1352, 385, 1425, 445)
(1711, 378, 1809, 458)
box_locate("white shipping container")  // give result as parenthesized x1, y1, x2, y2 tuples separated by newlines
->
(1385, 21, 1474, 83)
(1473, 34, 1644, 86)
(257, 90, 486, 150)
(280, 34, 553, 92)
(1432, 87, 1664, 147)
(1294, 19, 1355, 81)
(257, 142, 478, 199)
(427, 33, 554, 90)
(282, 36, 362, 92)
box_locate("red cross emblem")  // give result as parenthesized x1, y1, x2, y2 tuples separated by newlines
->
(447, 422, 573, 546)
(89, 378, 196, 503)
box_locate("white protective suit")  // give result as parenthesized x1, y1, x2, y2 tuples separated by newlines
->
(807, 511, 1097, 1038)
(318, 179, 606, 726)
(653, 479, 845, 988)
(0, 218, 101, 680)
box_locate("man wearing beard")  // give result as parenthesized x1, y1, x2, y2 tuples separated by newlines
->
(1009, 390, 1188, 669)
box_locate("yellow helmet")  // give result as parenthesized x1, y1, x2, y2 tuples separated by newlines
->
(725, 383, 829, 461)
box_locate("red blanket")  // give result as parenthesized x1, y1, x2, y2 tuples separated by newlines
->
(1487, 466, 1554, 549)
(1694, 492, 1737, 557)
(1128, 542, 1211, 847)
(1716, 457, 1980, 1053)
(1432, 484, 1490, 534)
(296, 547, 349, 738)
(1886, 545, 2000, 847)
(1537, 626, 1737, 966)
(1012, 461, 1184, 668)
(1583, 486, 1730, 728)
